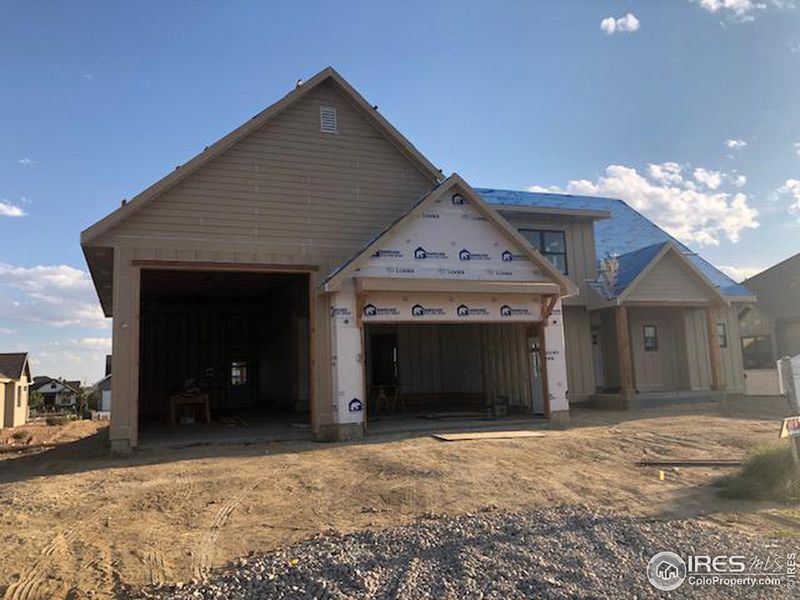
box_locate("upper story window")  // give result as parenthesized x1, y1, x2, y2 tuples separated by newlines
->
(520, 229, 568, 274)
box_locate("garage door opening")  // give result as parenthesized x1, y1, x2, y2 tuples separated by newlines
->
(364, 323, 545, 421)
(138, 269, 310, 434)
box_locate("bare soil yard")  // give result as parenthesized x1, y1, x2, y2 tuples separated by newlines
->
(0, 398, 797, 599)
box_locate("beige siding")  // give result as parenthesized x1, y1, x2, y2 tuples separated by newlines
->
(97, 80, 436, 270)
(502, 215, 597, 305)
(629, 307, 685, 392)
(626, 253, 713, 303)
(563, 306, 594, 401)
(683, 308, 712, 390)
(720, 304, 745, 392)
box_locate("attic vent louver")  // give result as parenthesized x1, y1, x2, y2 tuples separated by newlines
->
(320, 105, 337, 133)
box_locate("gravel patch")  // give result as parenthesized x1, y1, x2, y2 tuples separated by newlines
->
(133, 506, 798, 599)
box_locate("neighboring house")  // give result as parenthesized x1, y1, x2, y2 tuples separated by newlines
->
(738, 255, 800, 395)
(81, 67, 750, 453)
(30, 377, 81, 409)
(95, 373, 112, 412)
(0, 352, 31, 428)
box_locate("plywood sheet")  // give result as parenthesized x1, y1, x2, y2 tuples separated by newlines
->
(432, 430, 546, 442)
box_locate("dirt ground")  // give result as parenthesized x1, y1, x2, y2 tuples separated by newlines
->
(0, 398, 797, 599)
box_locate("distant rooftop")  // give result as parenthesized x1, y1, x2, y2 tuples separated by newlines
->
(476, 188, 751, 298)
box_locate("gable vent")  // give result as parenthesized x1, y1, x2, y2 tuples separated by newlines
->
(320, 105, 338, 133)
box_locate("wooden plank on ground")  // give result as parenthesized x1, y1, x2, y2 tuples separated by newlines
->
(432, 430, 547, 442)
(636, 459, 743, 467)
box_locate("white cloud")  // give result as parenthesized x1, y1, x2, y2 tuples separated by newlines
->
(693, 168, 723, 190)
(725, 139, 747, 150)
(732, 174, 747, 187)
(0, 201, 25, 217)
(18, 158, 34, 166)
(527, 162, 759, 246)
(0, 264, 107, 329)
(780, 179, 800, 218)
(695, 0, 794, 22)
(601, 13, 640, 34)
(648, 162, 684, 185)
(718, 265, 764, 281)
(794, 142, 800, 157)
(791, 42, 800, 53)
(0, 327, 15, 335)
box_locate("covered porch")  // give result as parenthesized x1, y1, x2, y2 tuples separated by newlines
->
(587, 242, 731, 409)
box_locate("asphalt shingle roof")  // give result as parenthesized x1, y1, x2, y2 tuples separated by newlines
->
(476, 188, 752, 298)
(0, 352, 28, 380)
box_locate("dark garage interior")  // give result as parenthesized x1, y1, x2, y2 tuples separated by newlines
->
(138, 269, 310, 428)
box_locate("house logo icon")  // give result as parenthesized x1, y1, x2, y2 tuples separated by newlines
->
(414, 247, 428, 259)
(451, 193, 465, 205)
(459, 249, 471, 261)
(500, 305, 512, 317)
(411, 304, 425, 317)
(348, 398, 363, 412)
(363, 304, 377, 317)
(501, 250, 513, 262)
(457, 304, 470, 317)
(646, 552, 687, 592)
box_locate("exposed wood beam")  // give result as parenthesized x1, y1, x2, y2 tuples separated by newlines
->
(616, 305, 635, 405)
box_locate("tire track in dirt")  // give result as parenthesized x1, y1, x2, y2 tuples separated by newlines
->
(191, 475, 267, 582)
(2, 523, 85, 600)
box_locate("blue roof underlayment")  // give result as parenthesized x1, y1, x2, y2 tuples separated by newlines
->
(475, 188, 751, 298)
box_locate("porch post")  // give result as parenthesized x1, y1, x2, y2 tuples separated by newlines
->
(615, 305, 635, 405)
(705, 306, 725, 391)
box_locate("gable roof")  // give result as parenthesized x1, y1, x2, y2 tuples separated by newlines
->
(81, 66, 442, 246)
(612, 241, 728, 305)
(0, 353, 30, 380)
(324, 174, 577, 296)
(744, 253, 800, 320)
(476, 188, 753, 299)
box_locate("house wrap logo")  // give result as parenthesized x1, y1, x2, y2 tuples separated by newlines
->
(414, 246, 448, 260)
(458, 248, 490, 261)
(363, 303, 400, 317)
(457, 304, 489, 317)
(501, 250, 526, 262)
(411, 304, 446, 317)
(500, 304, 531, 317)
(371, 249, 403, 259)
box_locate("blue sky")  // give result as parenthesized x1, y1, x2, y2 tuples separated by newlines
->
(1, 0, 799, 382)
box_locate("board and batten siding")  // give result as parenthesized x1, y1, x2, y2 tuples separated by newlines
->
(94, 80, 437, 269)
(502, 215, 597, 306)
(626, 253, 712, 303)
(563, 306, 595, 401)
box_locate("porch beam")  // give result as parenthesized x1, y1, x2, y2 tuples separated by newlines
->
(705, 306, 725, 391)
(615, 305, 635, 404)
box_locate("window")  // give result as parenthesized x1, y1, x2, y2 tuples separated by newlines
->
(716, 322, 728, 348)
(320, 105, 338, 133)
(741, 335, 774, 369)
(520, 229, 568, 274)
(230, 362, 248, 386)
(643, 325, 658, 352)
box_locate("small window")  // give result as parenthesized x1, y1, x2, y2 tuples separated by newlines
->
(230, 362, 248, 386)
(716, 322, 728, 348)
(320, 105, 338, 133)
(519, 229, 568, 274)
(643, 325, 658, 352)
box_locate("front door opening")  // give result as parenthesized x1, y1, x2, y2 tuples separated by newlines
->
(138, 269, 310, 432)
